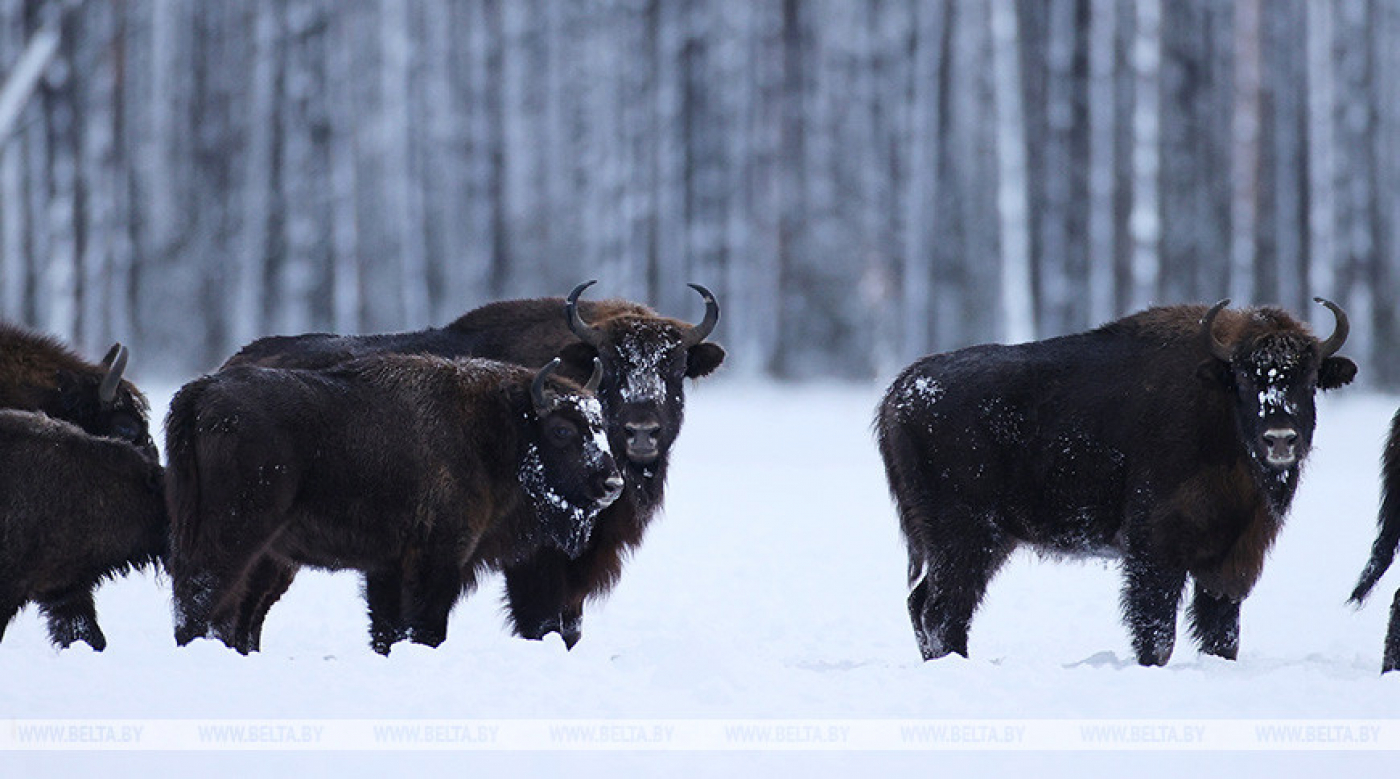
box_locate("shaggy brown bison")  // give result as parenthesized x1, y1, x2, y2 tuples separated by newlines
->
(220, 282, 724, 649)
(1349, 410, 1400, 673)
(0, 410, 167, 650)
(877, 299, 1355, 666)
(165, 355, 622, 654)
(0, 323, 156, 460)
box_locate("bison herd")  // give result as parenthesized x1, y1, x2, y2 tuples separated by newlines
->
(2, 288, 1399, 674)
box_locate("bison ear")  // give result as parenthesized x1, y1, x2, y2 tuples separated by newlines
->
(686, 342, 725, 378)
(1196, 359, 1233, 391)
(1318, 356, 1358, 390)
(558, 341, 599, 377)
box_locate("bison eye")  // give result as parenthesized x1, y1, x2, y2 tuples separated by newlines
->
(548, 422, 578, 444)
(110, 415, 142, 441)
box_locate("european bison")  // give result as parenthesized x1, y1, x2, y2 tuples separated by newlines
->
(0, 322, 156, 461)
(877, 299, 1355, 666)
(1349, 410, 1400, 673)
(0, 410, 167, 650)
(221, 282, 724, 649)
(165, 355, 623, 654)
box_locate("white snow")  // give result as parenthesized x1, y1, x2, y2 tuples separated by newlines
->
(3, 383, 1398, 775)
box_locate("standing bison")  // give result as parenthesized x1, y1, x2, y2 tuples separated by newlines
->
(0, 322, 156, 460)
(877, 299, 1355, 666)
(1349, 411, 1400, 673)
(221, 282, 724, 649)
(0, 410, 167, 650)
(165, 355, 623, 654)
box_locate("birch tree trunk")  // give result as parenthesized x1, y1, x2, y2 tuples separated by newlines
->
(1128, 0, 1161, 308)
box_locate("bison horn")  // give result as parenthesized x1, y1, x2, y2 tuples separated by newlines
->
(1313, 297, 1349, 358)
(566, 280, 607, 349)
(98, 343, 128, 406)
(681, 283, 720, 348)
(584, 357, 603, 394)
(1200, 300, 1233, 362)
(532, 358, 562, 413)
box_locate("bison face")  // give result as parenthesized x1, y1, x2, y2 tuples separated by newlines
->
(559, 282, 725, 469)
(520, 359, 624, 557)
(1200, 299, 1356, 471)
(57, 343, 158, 462)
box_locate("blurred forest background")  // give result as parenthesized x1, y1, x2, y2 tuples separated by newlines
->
(1, 0, 1398, 384)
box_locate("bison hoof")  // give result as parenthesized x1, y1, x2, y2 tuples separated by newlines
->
(560, 618, 582, 651)
(1200, 643, 1238, 661)
(50, 619, 106, 652)
(1134, 646, 1173, 667)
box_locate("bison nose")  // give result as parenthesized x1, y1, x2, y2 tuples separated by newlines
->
(598, 473, 625, 507)
(623, 421, 662, 463)
(1262, 427, 1299, 467)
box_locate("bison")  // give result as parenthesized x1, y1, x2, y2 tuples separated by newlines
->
(165, 355, 623, 654)
(0, 410, 167, 650)
(1349, 410, 1400, 673)
(877, 298, 1355, 666)
(219, 282, 724, 650)
(0, 322, 156, 461)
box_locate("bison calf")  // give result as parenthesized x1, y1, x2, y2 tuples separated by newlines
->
(878, 299, 1355, 666)
(166, 355, 623, 654)
(0, 410, 167, 650)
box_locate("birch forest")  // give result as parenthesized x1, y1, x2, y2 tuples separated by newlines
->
(2, 0, 1399, 385)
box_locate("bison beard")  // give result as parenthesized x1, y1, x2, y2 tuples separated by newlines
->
(165, 355, 621, 655)
(879, 299, 1355, 666)
(0, 411, 167, 650)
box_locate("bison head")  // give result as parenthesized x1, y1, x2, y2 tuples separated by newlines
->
(1199, 298, 1356, 471)
(57, 343, 158, 462)
(520, 358, 624, 557)
(557, 281, 725, 470)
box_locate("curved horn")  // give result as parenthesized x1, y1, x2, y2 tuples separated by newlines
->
(1313, 297, 1350, 358)
(584, 357, 603, 394)
(1200, 299, 1233, 362)
(566, 280, 606, 348)
(681, 282, 720, 347)
(532, 358, 562, 412)
(98, 344, 128, 406)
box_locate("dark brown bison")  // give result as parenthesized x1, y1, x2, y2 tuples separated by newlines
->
(220, 282, 724, 650)
(1349, 410, 1400, 673)
(0, 322, 156, 461)
(0, 410, 167, 650)
(165, 355, 623, 654)
(877, 299, 1355, 666)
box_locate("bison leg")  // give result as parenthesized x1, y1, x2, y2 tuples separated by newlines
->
(1384, 589, 1400, 674)
(172, 559, 256, 648)
(365, 567, 407, 656)
(504, 550, 572, 645)
(1187, 583, 1241, 660)
(0, 593, 23, 644)
(402, 558, 462, 650)
(907, 535, 1013, 661)
(224, 560, 296, 654)
(171, 568, 219, 646)
(38, 586, 106, 651)
(1121, 557, 1187, 666)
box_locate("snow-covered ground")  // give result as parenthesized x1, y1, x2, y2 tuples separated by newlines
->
(4, 381, 1398, 775)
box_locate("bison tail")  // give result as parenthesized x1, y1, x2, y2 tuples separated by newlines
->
(1351, 413, 1400, 606)
(164, 379, 211, 575)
